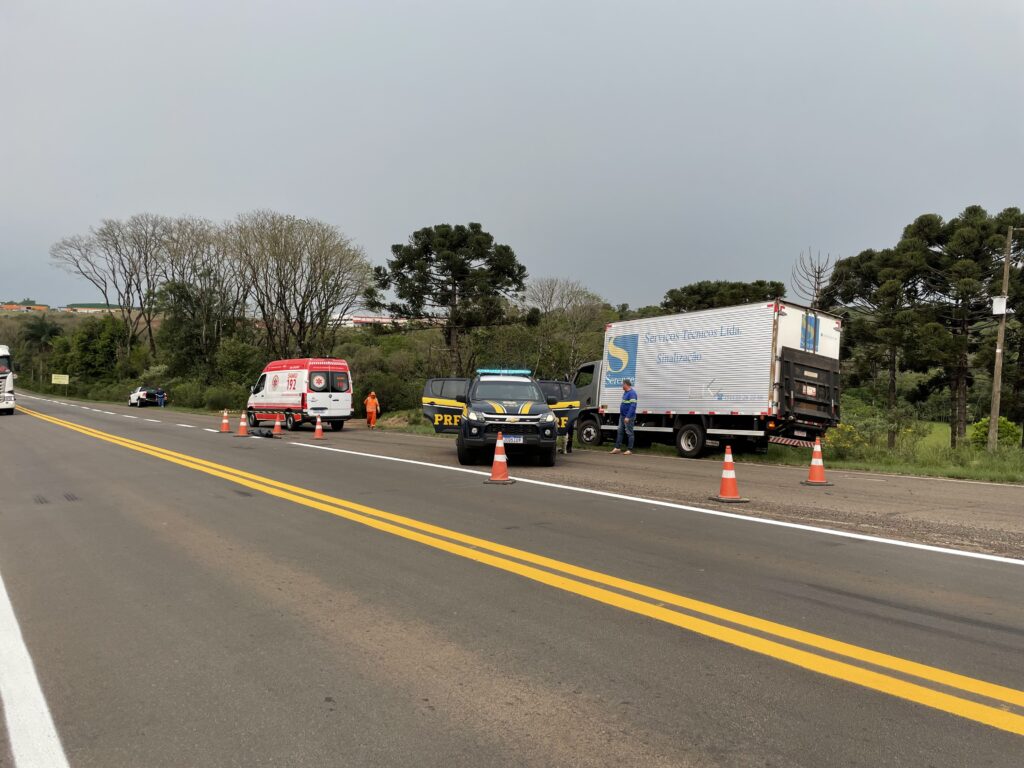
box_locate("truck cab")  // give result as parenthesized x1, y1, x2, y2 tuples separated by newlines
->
(0, 345, 14, 414)
(422, 370, 565, 466)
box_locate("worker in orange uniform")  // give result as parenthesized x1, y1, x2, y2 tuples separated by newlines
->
(364, 391, 381, 430)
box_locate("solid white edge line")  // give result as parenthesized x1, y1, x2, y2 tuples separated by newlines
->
(290, 442, 1024, 568)
(0, 567, 71, 768)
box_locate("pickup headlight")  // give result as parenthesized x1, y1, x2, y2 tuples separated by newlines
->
(541, 412, 556, 423)
(467, 410, 484, 421)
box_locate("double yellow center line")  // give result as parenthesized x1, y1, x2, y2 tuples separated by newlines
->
(19, 405, 1024, 736)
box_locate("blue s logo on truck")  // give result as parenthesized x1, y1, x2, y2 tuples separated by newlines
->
(605, 334, 638, 387)
(800, 314, 819, 352)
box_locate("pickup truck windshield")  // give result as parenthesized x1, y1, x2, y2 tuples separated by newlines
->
(473, 381, 542, 401)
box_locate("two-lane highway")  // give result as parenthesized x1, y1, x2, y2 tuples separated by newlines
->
(1, 397, 1022, 766)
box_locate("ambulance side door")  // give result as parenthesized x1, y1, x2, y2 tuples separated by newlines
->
(541, 380, 581, 436)
(422, 378, 469, 433)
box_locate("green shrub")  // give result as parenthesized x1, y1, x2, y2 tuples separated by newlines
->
(89, 381, 130, 403)
(204, 384, 249, 411)
(822, 422, 868, 459)
(968, 417, 1023, 450)
(216, 337, 264, 385)
(169, 380, 205, 408)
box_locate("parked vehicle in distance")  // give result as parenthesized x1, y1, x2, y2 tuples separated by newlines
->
(247, 358, 353, 431)
(0, 344, 14, 414)
(572, 301, 842, 458)
(128, 386, 159, 407)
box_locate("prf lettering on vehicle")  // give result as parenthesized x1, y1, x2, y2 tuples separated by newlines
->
(433, 413, 462, 427)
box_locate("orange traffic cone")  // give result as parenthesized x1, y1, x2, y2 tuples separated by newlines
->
(219, 409, 231, 433)
(272, 414, 283, 436)
(235, 413, 248, 437)
(313, 415, 325, 439)
(801, 437, 833, 486)
(484, 432, 515, 485)
(710, 446, 748, 503)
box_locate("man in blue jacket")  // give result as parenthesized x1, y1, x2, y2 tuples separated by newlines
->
(610, 379, 637, 455)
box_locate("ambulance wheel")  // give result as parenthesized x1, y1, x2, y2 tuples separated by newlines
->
(456, 437, 478, 466)
(538, 446, 556, 467)
(676, 423, 706, 459)
(285, 412, 297, 431)
(331, 420, 344, 431)
(247, 410, 259, 428)
(577, 417, 603, 447)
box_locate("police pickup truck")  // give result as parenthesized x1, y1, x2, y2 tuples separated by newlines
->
(422, 370, 579, 467)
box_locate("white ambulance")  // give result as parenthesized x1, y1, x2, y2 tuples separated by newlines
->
(246, 358, 353, 431)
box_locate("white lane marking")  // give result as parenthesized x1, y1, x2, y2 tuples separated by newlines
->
(101, 411, 115, 415)
(291, 442, 1024, 568)
(176, 424, 195, 429)
(123, 415, 138, 419)
(0, 567, 71, 768)
(143, 419, 161, 423)
(203, 428, 218, 433)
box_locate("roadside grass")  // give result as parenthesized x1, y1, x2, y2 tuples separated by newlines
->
(740, 421, 1024, 483)
(380, 410, 1024, 483)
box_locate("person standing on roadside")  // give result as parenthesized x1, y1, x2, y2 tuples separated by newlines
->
(610, 379, 637, 455)
(156, 385, 167, 408)
(364, 391, 381, 430)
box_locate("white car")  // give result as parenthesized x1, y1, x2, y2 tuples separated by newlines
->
(128, 386, 159, 407)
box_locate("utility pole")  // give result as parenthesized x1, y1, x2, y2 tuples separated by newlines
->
(987, 225, 1020, 451)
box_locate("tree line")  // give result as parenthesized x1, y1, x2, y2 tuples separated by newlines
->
(7, 204, 1023, 448)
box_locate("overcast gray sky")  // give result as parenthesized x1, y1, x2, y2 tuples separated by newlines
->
(2, 1, 1022, 308)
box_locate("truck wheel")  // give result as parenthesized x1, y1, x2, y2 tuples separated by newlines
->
(537, 446, 556, 467)
(676, 423, 706, 459)
(456, 437, 477, 466)
(577, 417, 603, 447)
(285, 412, 297, 431)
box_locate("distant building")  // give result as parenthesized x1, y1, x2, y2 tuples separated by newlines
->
(331, 314, 411, 328)
(1, 303, 50, 312)
(64, 303, 119, 314)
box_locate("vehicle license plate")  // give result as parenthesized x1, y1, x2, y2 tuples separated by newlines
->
(502, 435, 524, 444)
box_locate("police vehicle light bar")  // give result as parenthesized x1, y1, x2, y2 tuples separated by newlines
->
(476, 368, 532, 376)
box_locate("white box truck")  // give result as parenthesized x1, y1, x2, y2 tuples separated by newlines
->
(571, 301, 841, 457)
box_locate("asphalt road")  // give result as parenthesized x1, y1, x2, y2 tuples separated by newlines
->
(1, 395, 1022, 766)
